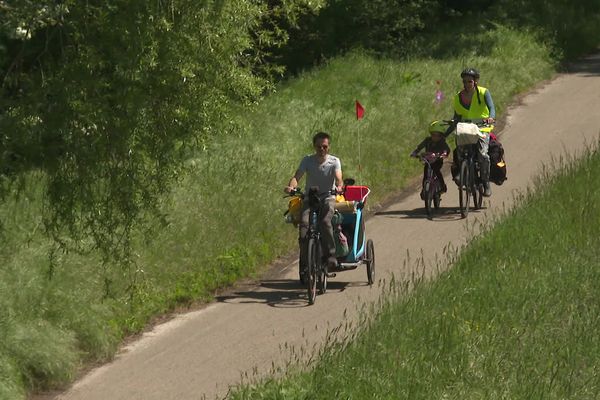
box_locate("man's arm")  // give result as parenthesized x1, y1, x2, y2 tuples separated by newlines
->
(285, 170, 304, 193)
(484, 90, 496, 121)
(335, 168, 343, 193)
(411, 138, 427, 155)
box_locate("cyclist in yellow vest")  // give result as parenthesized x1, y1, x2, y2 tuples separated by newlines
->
(448, 68, 496, 197)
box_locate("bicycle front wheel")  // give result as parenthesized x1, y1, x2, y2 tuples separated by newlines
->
(306, 238, 319, 305)
(459, 160, 470, 218)
(318, 254, 327, 295)
(433, 189, 441, 209)
(424, 180, 433, 218)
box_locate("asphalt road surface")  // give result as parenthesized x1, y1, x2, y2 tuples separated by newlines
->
(40, 52, 600, 400)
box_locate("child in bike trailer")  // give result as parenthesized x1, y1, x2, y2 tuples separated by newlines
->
(410, 121, 451, 199)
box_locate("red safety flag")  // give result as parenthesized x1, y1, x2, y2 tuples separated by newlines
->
(355, 100, 365, 120)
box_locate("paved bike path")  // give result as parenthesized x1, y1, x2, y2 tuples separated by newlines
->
(44, 53, 600, 400)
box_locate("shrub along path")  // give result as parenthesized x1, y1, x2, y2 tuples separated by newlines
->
(44, 53, 600, 400)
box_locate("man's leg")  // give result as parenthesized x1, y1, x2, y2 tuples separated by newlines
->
(451, 148, 460, 183)
(319, 197, 337, 269)
(478, 134, 492, 196)
(298, 206, 310, 280)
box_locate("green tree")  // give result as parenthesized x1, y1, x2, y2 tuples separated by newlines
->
(0, 0, 318, 272)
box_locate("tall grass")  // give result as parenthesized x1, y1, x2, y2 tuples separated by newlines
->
(229, 143, 600, 399)
(0, 26, 559, 398)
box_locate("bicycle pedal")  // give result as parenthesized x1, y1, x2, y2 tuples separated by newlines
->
(326, 272, 337, 278)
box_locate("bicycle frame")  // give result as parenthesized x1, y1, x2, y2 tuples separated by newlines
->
(422, 156, 440, 193)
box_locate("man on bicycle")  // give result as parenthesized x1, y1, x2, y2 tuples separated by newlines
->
(446, 67, 496, 197)
(284, 131, 344, 278)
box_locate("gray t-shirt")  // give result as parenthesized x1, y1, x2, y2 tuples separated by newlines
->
(298, 154, 341, 195)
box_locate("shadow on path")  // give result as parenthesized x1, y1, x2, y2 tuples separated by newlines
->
(375, 206, 479, 222)
(216, 279, 358, 308)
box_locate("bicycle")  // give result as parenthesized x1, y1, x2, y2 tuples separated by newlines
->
(285, 187, 336, 305)
(456, 143, 483, 218)
(412, 152, 447, 218)
(448, 120, 491, 218)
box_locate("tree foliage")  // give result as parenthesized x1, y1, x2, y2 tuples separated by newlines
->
(0, 0, 318, 267)
(489, 0, 600, 60)
(276, 0, 441, 74)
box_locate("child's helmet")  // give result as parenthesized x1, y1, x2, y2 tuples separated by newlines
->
(428, 120, 447, 135)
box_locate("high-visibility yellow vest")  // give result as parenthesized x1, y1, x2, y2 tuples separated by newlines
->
(453, 85, 492, 133)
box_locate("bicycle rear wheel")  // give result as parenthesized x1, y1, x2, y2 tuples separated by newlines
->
(459, 160, 470, 218)
(473, 183, 484, 209)
(469, 163, 482, 210)
(306, 238, 319, 305)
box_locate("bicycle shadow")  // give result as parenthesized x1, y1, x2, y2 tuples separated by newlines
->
(375, 206, 466, 221)
(216, 279, 355, 308)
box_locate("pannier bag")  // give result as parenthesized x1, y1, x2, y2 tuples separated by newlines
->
(488, 138, 507, 185)
(285, 196, 302, 225)
(455, 122, 485, 146)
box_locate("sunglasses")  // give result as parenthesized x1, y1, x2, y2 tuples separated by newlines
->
(315, 145, 329, 149)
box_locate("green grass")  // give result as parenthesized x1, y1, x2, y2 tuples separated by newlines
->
(229, 144, 600, 400)
(0, 25, 574, 398)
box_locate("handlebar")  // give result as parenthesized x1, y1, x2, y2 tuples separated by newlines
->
(443, 118, 493, 128)
(285, 187, 338, 199)
(411, 151, 447, 164)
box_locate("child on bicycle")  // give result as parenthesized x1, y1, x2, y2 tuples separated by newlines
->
(410, 121, 451, 198)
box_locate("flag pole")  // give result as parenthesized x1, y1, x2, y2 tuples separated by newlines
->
(355, 100, 365, 186)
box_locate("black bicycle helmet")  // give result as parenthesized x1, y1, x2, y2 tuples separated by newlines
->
(460, 68, 480, 79)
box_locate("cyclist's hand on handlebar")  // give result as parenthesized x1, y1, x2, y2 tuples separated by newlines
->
(284, 186, 296, 194)
(483, 117, 495, 125)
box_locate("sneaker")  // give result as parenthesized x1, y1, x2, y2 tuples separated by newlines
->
(483, 183, 492, 197)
